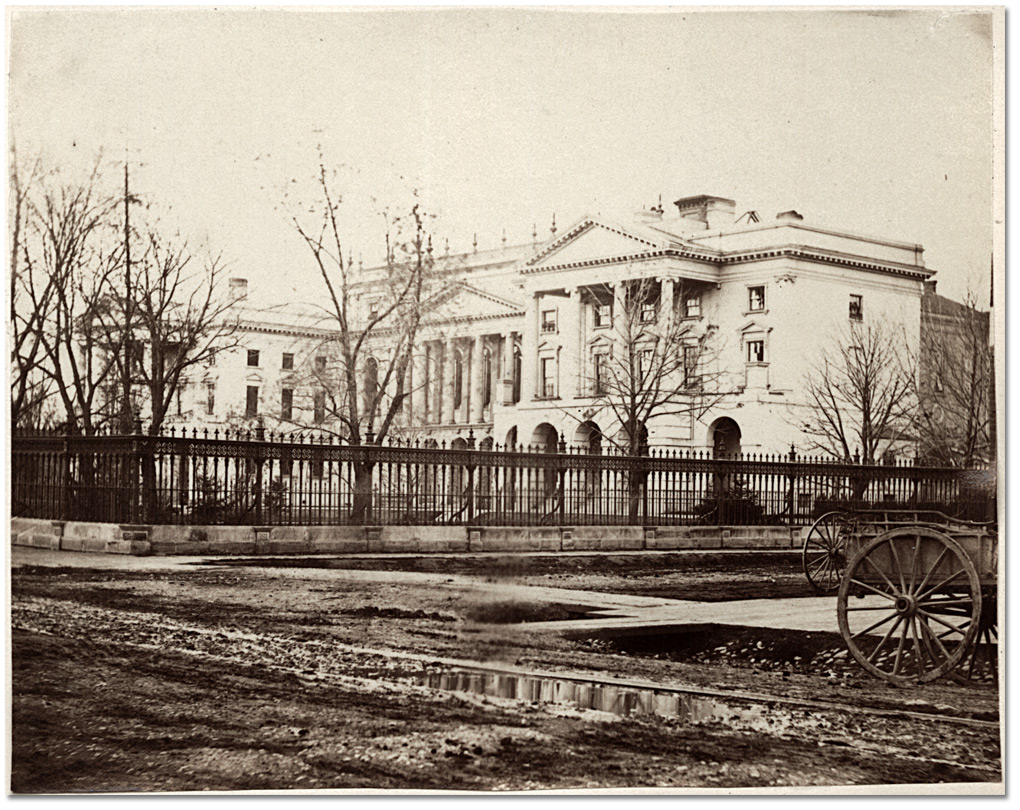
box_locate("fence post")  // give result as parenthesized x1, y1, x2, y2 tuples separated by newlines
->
(787, 444, 797, 523)
(640, 461, 649, 527)
(59, 428, 72, 520)
(715, 458, 725, 526)
(557, 465, 566, 526)
(130, 441, 140, 524)
(466, 464, 475, 525)
(254, 425, 265, 526)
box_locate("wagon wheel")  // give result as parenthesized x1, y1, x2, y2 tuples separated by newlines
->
(836, 527, 981, 686)
(950, 590, 998, 685)
(802, 511, 855, 594)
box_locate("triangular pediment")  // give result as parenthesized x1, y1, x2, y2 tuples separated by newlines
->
(425, 282, 524, 323)
(737, 320, 772, 335)
(528, 218, 668, 269)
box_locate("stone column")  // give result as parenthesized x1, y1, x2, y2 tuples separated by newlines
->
(404, 346, 415, 425)
(424, 342, 435, 424)
(471, 335, 486, 423)
(460, 338, 472, 423)
(501, 332, 514, 405)
(612, 281, 626, 326)
(442, 339, 456, 425)
(661, 277, 676, 337)
(563, 288, 582, 398)
(520, 295, 538, 402)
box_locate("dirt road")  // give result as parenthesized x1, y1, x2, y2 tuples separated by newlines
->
(9, 550, 1002, 792)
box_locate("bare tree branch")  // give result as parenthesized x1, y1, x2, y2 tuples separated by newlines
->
(798, 321, 915, 463)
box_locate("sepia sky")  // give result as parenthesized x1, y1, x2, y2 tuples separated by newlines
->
(7, 6, 997, 307)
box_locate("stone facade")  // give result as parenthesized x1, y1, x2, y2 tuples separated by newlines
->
(166, 194, 933, 457)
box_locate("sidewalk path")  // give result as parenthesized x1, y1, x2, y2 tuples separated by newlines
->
(10, 546, 850, 637)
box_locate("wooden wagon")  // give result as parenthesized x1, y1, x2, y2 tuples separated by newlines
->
(803, 508, 998, 685)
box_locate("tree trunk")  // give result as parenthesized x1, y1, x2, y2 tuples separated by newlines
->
(140, 449, 157, 524)
(627, 468, 645, 525)
(351, 461, 375, 524)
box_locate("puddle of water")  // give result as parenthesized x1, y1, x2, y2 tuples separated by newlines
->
(416, 668, 774, 728)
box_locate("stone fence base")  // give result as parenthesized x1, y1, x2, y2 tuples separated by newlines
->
(12, 519, 805, 557)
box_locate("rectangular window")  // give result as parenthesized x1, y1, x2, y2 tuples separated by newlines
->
(247, 349, 260, 367)
(245, 385, 259, 417)
(748, 286, 766, 312)
(849, 294, 863, 321)
(130, 341, 145, 376)
(512, 348, 522, 404)
(368, 299, 380, 319)
(282, 352, 294, 370)
(281, 388, 293, 421)
(746, 340, 766, 363)
(313, 390, 326, 423)
(176, 380, 187, 416)
(593, 304, 612, 328)
(311, 458, 324, 478)
(315, 355, 327, 373)
(640, 302, 657, 323)
(683, 295, 702, 318)
(636, 348, 654, 380)
(540, 357, 556, 397)
(205, 381, 215, 415)
(593, 352, 609, 395)
(541, 309, 558, 334)
(682, 345, 700, 387)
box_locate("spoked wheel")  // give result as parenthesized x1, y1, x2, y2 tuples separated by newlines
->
(802, 511, 855, 594)
(836, 527, 981, 686)
(950, 591, 998, 685)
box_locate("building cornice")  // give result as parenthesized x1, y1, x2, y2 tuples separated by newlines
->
(237, 320, 338, 339)
(523, 244, 931, 280)
(725, 245, 932, 279)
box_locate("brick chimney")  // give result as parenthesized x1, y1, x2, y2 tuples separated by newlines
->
(673, 195, 736, 230)
(228, 278, 248, 301)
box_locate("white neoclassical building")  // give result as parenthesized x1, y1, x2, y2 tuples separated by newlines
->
(173, 194, 932, 458)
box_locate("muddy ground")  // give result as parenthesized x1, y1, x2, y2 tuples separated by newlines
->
(9, 550, 1002, 793)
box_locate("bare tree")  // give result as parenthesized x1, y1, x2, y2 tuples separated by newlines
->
(563, 276, 729, 521)
(9, 149, 54, 429)
(570, 276, 728, 455)
(119, 231, 240, 437)
(913, 289, 993, 468)
(288, 161, 441, 521)
(799, 321, 915, 464)
(15, 159, 125, 435)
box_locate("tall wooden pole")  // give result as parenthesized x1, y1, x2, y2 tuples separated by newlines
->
(121, 160, 134, 433)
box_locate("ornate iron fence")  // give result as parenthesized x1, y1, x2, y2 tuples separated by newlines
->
(11, 426, 994, 528)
